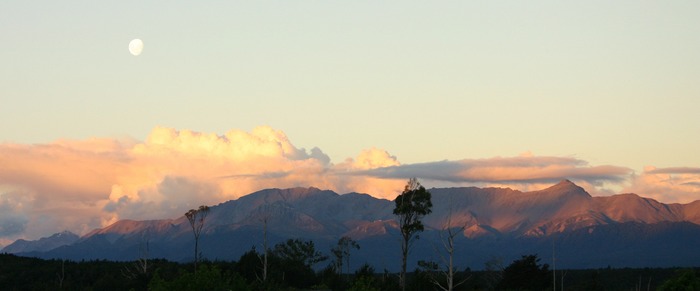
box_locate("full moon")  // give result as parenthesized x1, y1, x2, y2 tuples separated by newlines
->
(128, 39, 144, 56)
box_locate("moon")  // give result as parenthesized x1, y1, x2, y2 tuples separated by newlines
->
(128, 39, 144, 56)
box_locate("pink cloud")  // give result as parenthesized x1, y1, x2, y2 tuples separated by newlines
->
(354, 156, 631, 186)
(0, 126, 404, 240)
(623, 166, 700, 204)
(0, 126, 691, 243)
(646, 167, 700, 174)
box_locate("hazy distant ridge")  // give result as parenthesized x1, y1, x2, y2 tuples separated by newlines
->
(5, 180, 700, 270)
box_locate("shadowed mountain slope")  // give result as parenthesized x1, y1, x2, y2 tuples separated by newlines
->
(1, 231, 79, 254)
(5, 181, 700, 270)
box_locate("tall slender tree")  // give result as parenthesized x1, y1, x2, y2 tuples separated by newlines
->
(258, 204, 271, 283)
(185, 205, 210, 275)
(393, 178, 433, 291)
(331, 236, 360, 276)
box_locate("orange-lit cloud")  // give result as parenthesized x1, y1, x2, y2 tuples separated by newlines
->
(0, 126, 407, 242)
(623, 166, 700, 204)
(0, 126, 694, 244)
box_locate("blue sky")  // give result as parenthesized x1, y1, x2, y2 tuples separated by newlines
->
(1, 1, 700, 242)
(2, 1, 699, 167)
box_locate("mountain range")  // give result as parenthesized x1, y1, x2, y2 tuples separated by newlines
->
(4, 180, 700, 270)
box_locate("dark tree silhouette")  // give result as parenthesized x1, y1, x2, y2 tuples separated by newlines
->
(257, 204, 272, 283)
(349, 263, 382, 291)
(658, 269, 700, 291)
(499, 254, 551, 291)
(393, 178, 433, 291)
(331, 236, 360, 276)
(273, 239, 328, 268)
(273, 239, 327, 288)
(185, 205, 210, 275)
(483, 256, 505, 290)
(148, 264, 248, 291)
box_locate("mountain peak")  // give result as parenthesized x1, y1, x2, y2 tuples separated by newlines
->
(528, 179, 591, 200)
(556, 179, 575, 186)
(51, 230, 78, 239)
(1, 231, 79, 254)
(549, 179, 585, 192)
(13, 185, 700, 270)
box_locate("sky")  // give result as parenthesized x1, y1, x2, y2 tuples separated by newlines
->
(1, 1, 700, 245)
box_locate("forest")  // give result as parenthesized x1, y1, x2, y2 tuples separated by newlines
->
(1, 250, 699, 291)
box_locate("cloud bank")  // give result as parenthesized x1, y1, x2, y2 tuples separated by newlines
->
(623, 166, 700, 204)
(0, 126, 698, 244)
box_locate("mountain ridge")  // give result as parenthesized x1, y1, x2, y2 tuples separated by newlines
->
(4, 181, 700, 270)
(2, 231, 79, 254)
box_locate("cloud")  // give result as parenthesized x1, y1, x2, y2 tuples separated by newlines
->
(0, 140, 128, 201)
(0, 126, 336, 240)
(622, 166, 700, 204)
(0, 191, 30, 237)
(103, 176, 223, 223)
(646, 167, 700, 174)
(0, 125, 685, 242)
(350, 147, 401, 170)
(354, 156, 631, 185)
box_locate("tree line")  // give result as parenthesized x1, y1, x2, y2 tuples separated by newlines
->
(2, 252, 698, 290)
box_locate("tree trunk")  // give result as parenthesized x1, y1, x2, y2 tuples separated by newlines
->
(263, 217, 268, 282)
(194, 237, 199, 275)
(448, 240, 454, 291)
(400, 235, 408, 291)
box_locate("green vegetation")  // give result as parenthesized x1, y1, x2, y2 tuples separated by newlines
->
(0, 252, 698, 290)
(658, 269, 700, 291)
(497, 254, 550, 290)
(394, 177, 433, 291)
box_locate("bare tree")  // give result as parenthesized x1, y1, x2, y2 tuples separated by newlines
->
(122, 237, 150, 279)
(257, 205, 271, 283)
(394, 178, 433, 291)
(185, 205, 210, 274)
(56, 259, 65, 288)
(417, 201, 469, 291)
(433, 204, 469, 291)
(561, 269, 568, 291)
